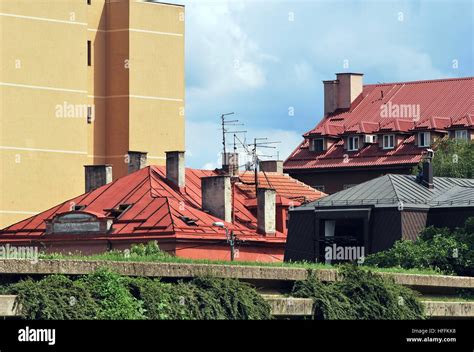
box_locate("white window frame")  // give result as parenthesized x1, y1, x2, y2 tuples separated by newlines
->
(418, 132, 431, 147)
(347, 136, 359, 151)
(382, 134, 395, 149)
(454, 129, 468, 141)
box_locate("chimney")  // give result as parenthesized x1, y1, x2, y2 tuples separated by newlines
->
(323, 73, 363, 116)
(323, 79, 339, 116)
(201, 176, 232, 222)
(259, 160, 283, 174)
(128, 151, 147, 174)
(420, 149, 434, 189)
(257, 188, 276, 236)
(84, 165, 113, 192)
(166, 151, 185, 188)
(222, 152, 239, 177)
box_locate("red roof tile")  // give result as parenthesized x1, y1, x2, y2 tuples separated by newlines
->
(0, 166, 325, 242)
(285, 77, 473, 170)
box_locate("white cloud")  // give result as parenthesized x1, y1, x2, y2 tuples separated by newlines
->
(184, 0, 276, 100)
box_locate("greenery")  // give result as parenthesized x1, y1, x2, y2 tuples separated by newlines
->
(364, 218, 474, 276)
(292, 266, 425, 320)
(414, 138, 473, 178)
(39, 241, 443, 276)
(4, 268, 271, 320)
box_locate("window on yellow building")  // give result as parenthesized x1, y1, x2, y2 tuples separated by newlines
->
(87, 41, 91, 66)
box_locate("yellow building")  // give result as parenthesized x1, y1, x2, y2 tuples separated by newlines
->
(0, 0, 185, 227)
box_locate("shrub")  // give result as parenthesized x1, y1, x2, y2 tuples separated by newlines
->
(364, 218, 474, 276)
(8, 275, 98, 320)
(292, 266, 424, 320)
(5, 269, 271, 320)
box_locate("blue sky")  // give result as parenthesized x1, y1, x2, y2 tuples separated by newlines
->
(175, 0, 473, 169)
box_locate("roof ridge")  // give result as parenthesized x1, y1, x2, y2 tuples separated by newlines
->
(364, 76, 473, 87)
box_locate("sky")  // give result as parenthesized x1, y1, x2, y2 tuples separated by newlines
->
(168, 0, 473, 169)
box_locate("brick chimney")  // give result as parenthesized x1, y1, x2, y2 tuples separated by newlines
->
(222, 152, 239, 177)
(166, 151, 185, 188)
(323, 73, 363, 116)
(259, 160, 283, 174)
(128, 151, 147, 174)
(420, 149, 434, 189)
(257, 188, 276, 236)
(201, 175, 232, 222)
(84, 165, 112, 192)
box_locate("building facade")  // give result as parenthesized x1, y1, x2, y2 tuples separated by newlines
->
(0, 152, 325, 262)
(284, 74, 473, 194)
(0, 0, 185, 227)
(285, 158, 474, 263)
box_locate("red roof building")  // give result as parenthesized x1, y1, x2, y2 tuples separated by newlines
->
(284, 74, 474, 194)
(0, 155, 325, 262)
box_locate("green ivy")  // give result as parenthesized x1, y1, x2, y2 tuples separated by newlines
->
(292, 266, 425, 320)
(5, 269, 271, 320)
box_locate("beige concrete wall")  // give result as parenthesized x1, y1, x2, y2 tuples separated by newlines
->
(0, 0, 185, 226)
(128, 1, 185, 168)
(0, 0, 88, 227)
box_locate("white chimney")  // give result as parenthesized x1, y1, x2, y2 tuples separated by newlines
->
(323, 73, 363, 116)
(84, 165, 113, 192)
(166, 151, 185, 188)
(257, 188, 276, 236)
(201, 175, 232, 222)
(128, 151, 147, 174)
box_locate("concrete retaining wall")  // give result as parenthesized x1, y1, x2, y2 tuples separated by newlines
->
(0, 259, 472, 291)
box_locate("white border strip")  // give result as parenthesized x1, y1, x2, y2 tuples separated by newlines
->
(0, 210, 39, 215)
(0, 12, 87, 26)
(88, 94, 183, 102)
(88, 28, 182, 37)
(0, 146, 87, 155)
(1, 82, 87, 94)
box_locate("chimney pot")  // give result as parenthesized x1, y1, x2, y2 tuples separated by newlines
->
(201, 176, 232, 222)
(259, 160, 283, 174)
(257, 188, 276, 236)
(166, 151, 185, 188)
(128, 151, 147, 174)
(323, 73, 363, 116)
(84, 165, 113, 192)
(421, 150, 434, 189)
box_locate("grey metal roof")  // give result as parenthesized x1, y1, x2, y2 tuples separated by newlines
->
(300, 174, 474, 210)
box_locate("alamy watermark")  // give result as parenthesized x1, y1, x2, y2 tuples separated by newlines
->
(0, 244, 38, 264)
(380, 101, 420, 121)
(55, 101, 95, 121)
(325, 244, 365, 263)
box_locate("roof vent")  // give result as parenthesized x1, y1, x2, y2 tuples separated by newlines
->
(106, 204, 132, 218)
(180, 216, 198, 226)
(73, 205, 86, 211)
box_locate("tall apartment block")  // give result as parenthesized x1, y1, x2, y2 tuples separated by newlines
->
(0, 0, 185, 227)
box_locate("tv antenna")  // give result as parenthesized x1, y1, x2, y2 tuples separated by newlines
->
(220, 113, 246, 156)
(247, 137, 281, 194)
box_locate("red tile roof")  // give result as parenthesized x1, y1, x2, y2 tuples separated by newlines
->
(285, 77, 474, 170)
(0, 166, 325, 242)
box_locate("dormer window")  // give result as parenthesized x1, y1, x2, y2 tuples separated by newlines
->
(310, 138, 325, 152)
(454, 130, 468, 141)
(382, 134, 395, 149)
(347, 136, 359, 151)
(418, 132, 430, 147)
